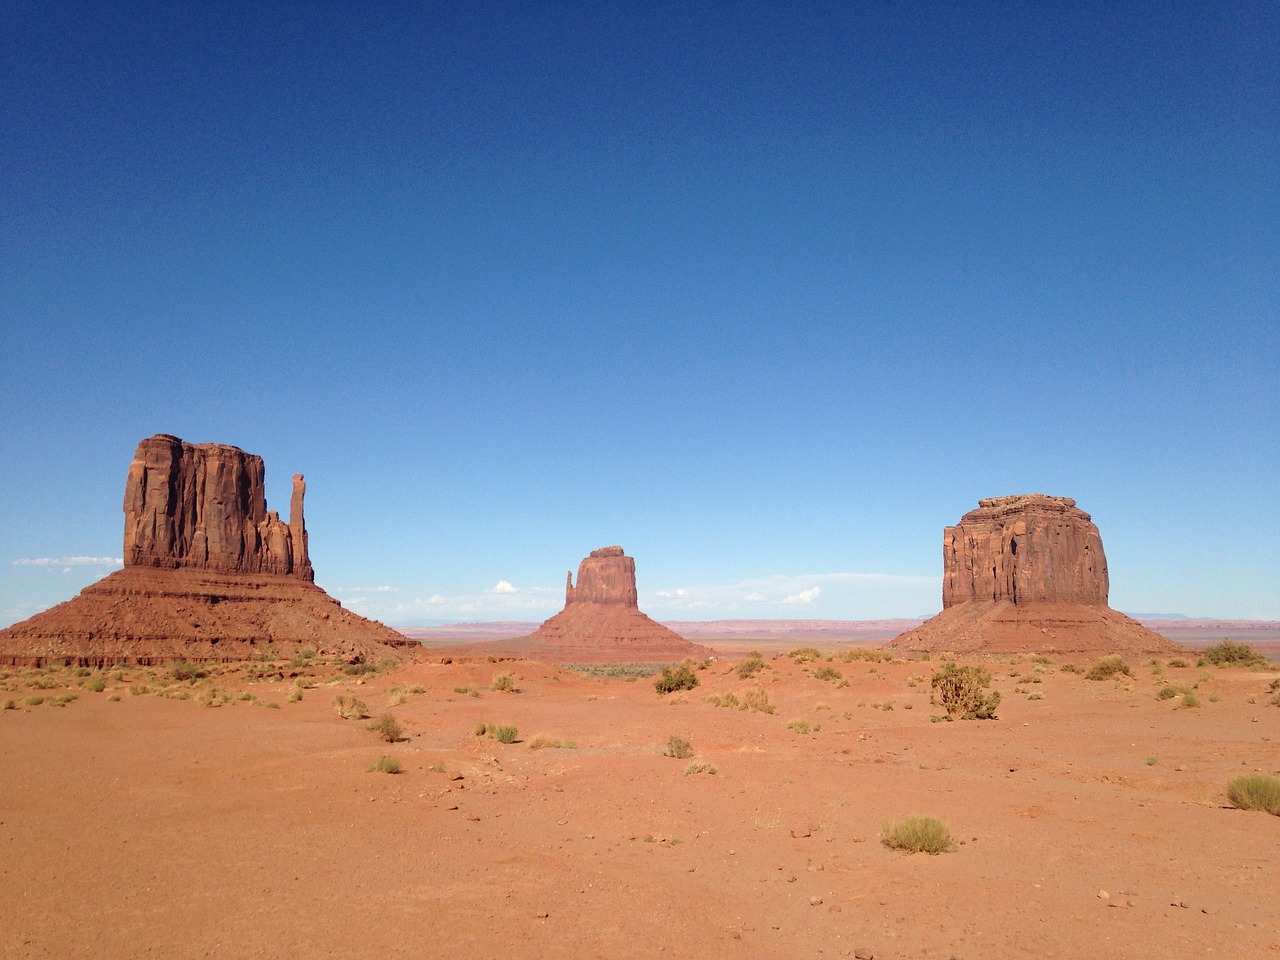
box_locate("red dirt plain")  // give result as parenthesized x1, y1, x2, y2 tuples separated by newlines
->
(3, 647, 1278, 959)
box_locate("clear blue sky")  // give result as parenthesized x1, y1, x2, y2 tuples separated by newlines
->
(3, 2, 1276, 627)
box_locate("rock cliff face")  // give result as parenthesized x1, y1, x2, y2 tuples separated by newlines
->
(889, 495, 1185, 657)
(942, 495, 1107, 606)
(0, 435, 412, 666)
(564, 546, 639, 606)
(511, 547, 711, 663)
(123, 435, 312, 579)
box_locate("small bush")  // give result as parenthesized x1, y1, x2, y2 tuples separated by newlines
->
(169, 662, 207, 682)
(1269, 679, 1280, 706)
(1226, 774, 1280, 815)
(663, 734, 694, 759)
(2, 699, 15, 710)
(21, 696, 44, 706)
(341, 661, 379, 676)
(812, 665, 844, 683)
(736, 654, 765, 679)
(789, 647, 821, 663)
(1168, 658, 1189, 668)
(684, 760, 717, 775)
(930, 664, 1000, 720)
(710, 692, 740, 709)
(491, 672, 516, 693)
(1060, 663, 1084, 674)
(654, 665, 699, 695)
(1181, 693, 1201, 708)
(453, 686, 471, 694)
(1199, 639, 1267, 668)
(474, 721, 491, 737)
(366, 755, 402, 774)
(367, 713, 403, 743)
(528, 733, 575, 750)
(1085, 655, 1131, 681)
(490, 724, 518, 744)
(332, 694, 368, 720)
(787, 719, 811, 734)
(741, 686, 776, 713)
(882, 816, 955, 854)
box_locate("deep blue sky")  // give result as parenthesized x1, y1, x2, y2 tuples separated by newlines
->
(3, 1, 1276, 626)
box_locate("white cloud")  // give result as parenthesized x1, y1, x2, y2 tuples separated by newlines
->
(640, 571, 941, 619)
(743, 591, 765, 602)
(13, 556, 122, 569)
(655, 588, 688, 598)
(782, 586, 821, 605)
(337, 585, 398, 593)
(488, 580, 518, 594)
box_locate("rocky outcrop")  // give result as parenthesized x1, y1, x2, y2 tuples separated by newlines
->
(0, 435, 414, 667)
(123, 434, 312, 579)
(509, 547, 712, 663)
(889, 495, 1186, 657)
(943, 495, 1108, 606)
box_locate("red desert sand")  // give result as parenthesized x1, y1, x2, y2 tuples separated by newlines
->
(2, 644, 1278, 959)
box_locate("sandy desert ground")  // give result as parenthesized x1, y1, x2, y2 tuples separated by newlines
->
(2, 644, 1278, 960)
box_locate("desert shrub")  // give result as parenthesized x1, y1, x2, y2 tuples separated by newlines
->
(474, 721, 490, 736)
(1158, 684, 1192, 701)
(736, 654, 765, 679)
(169, 662, 207, 682)
(528, 733, 575, 750)
(1032, 655, 1052, 666)
(710, 692, 740, 708)
(654, 665, 699, 695)
(787, 719, 811, 734)
(1269, 679, 1280, 706)
(331, 694, 368, 720)
(1085, 655, 1131, 681)
(1060, 663, 1084, 674)
(663, 734, 694, 759)
(684, 760, 717, 775)
(367, 712, 403, 743)
(79, 677, 106, 693)
(366, 755, 402, 774)
(491, 672, 516, 693)
(1199, 639, 1267, 668)
(1226, 774, 1280, 815)
(287, 685, 303, 703)
(1027, 691, 1044, 700)
(387, 688, 407, 706)
(453, 686, 471, 694)
(490, 724, 518, 744)
(788, 647, 821, 663)
(930, 664, 1000, 720)
(341, 661, 379, 676)
(882, 816, 954, 854)
(812, 665, 844, 683)
(2, 699, 15, 710)
(1168, 658, 1189, 668)
(1181, 693, 1201, 708)
(287, 648, 317, 668)
(741, 686, 776, 714)
(21, 696, 44, 706)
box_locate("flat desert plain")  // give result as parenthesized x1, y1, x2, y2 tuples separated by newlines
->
(2, 648, 1278, 959)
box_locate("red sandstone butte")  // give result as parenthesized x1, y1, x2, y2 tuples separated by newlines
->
(888, 494, 1187, 657)
(510, 546, 712, 663)
(0, 435, 414, 667)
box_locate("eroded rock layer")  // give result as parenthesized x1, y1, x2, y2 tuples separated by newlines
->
(890, 495, 1186, 657)
(512, 546, 711, 663)
(0, 436, 413, 666)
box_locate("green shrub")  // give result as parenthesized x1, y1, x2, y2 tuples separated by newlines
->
(490, 724, 518, 744)
(736, 654, 765, 679)
(812, 665, 844, 683)
(169, 661, 207, 682)
(367, 713, 403, 743)
(491, 672, 516, 693)
(21, 696, 44, 706)
(331, 694, 368, 720)
(1199, 639, 1267, 668)
(79, 677, 106, 693)
(366, 755, 402, 774)
(654, 665, 699, 695)
(710, 692, 740, 708)
(930, 664, 1000, 720)
(1181, 692, 1201, 708)
(882, 816, 955, 854)
(787, 719, 811, 734)
(663, 734, 694, 759)
(1226, 774, 1280, 815)
(341, 661, 379, 676)
(1085, 655, 1131, 681)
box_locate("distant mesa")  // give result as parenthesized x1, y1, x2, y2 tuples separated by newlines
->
(506, 546, 712, 663)
(887, 494, 1188, 657)
(0, 434, 416, 667)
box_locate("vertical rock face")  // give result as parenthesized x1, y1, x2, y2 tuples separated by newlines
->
(942, 495, 1108, 607)
(511, 546, 711, 663)
(123, 434, 313, 580)
(565, 546, 639, 607)
(888, 494, 1185, 656)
